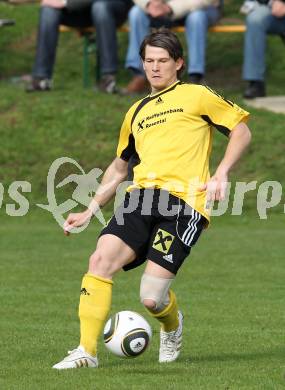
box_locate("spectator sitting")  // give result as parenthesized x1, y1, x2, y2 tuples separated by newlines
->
(242, 0, 285, 99)
(123, 0, 221, 94)
(26, 0, 133, 93)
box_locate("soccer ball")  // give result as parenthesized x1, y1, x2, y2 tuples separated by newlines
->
(103, 310, 152, 358)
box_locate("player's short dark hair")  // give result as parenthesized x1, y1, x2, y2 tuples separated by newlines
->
(139, 28, 185, 77)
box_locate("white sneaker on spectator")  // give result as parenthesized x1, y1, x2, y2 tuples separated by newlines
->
(159, 311, 183, 363)
(26, 78, 52, 92)
(52, 346, 98, 369)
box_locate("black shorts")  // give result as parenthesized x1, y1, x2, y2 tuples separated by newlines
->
(100, 189, 207, 274)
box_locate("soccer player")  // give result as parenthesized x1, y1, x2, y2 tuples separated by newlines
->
(53, 29, 251, 369)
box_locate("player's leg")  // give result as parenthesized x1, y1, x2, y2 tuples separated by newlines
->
(53, 234, 136, 369)
(140, 261, 178, 330)
(79, 234, 136, 352)
(139, 195, 207, 362)
(140, 261, 183, 363)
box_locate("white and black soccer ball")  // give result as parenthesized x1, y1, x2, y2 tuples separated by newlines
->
(103, 310, 152, 358)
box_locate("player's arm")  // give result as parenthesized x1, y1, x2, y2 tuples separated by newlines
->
(200, 121, 251, 201)
(64, 157, 128, 235)
(88, 157, 128, 213)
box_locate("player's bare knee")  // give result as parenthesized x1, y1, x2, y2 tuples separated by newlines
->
(88, 250, 112, 277)
(88, 251, 101, 270)
(142, 298, 157, 311)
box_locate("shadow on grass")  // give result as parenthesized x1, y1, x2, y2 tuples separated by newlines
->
(94, 346, 285, 374)
(188, 346, 285, 364)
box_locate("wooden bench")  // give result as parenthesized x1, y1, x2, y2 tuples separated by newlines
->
(60, 19, 246, 87)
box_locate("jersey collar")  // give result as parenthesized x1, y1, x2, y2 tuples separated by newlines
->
(149, 80, 182, 99)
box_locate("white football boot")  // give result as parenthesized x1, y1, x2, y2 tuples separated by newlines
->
(159, 311, 183, 363)
(52, 346, 98, 369)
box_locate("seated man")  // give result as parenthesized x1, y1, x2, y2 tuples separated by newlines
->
(124, 0, 221, 94)
(27, 0, 133, 92)
(243, 0, 285, 98)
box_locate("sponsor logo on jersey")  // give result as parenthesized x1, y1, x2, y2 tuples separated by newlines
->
(137, 119, 145, 132)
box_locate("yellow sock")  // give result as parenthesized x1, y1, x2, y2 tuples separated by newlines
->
(146, 290, 179, 332)
(78, 273, 113, 356)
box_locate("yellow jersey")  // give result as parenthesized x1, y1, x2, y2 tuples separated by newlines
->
(117, 81, 249, 220)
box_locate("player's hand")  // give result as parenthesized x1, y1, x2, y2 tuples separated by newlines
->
(271, 0, 285, 17)
(146, 0, 172, 18)
(63, 209, 92, 236)
(198, 170, 228, 208)
(41, 0, 66, 9)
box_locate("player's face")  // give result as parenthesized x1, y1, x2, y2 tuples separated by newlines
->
(142, 45, 184, 93)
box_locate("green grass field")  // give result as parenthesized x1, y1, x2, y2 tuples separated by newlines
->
(1, 211, 284, 389)
(1, 1, 285, 389)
